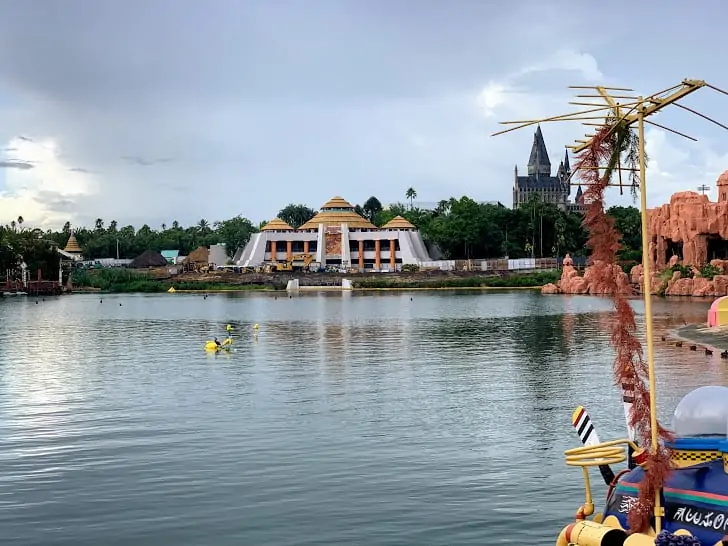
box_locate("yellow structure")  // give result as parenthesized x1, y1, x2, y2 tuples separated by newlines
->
(708, 295, 728, 327)
(298, 196, 377, 230)
(63, 234, 82, 254)
(235, 196, 431, 271)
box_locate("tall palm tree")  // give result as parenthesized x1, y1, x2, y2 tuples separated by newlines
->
(197, 219, 210, 232)
(405, 187, 417, 209)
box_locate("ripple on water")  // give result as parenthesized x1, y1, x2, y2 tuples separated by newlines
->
(0, 292, 719, 545)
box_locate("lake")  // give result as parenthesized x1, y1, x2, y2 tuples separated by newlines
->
(0, 290, 721, 545)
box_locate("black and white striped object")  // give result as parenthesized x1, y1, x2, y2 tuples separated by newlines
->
(572, 405, 600, 446)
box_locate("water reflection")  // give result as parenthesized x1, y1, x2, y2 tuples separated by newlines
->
(0, 292, 723, 546)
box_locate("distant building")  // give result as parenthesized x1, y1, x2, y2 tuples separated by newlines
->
(235, 196, 432, 270)
(512, 126, 585, 213)
(161, 250, 180, 264)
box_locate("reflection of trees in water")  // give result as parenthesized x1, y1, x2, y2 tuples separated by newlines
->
(508, 310, 580, 447)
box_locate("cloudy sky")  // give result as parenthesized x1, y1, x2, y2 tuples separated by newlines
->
(1, 0, 727, 230)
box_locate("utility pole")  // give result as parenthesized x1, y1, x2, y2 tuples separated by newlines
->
(539, 211, 543, 258)
(697, 184, 710, 195)
(116, 239, 120, 260)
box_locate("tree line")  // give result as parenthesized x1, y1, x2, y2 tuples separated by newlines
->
(1, 189, 642, 270)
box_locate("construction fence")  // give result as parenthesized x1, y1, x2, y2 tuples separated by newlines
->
(419, 257, 563, 272)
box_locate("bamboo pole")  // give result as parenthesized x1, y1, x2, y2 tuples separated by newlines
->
(637, 97, 662, 534)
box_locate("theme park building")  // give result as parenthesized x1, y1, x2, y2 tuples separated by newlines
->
(235, 196, 432, 270)
(648, 170, 728, 269)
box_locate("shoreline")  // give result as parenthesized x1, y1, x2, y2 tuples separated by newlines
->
(68, 269, 561, 294)
(161, 285, 544, 294)
(669, 324, 728, 353)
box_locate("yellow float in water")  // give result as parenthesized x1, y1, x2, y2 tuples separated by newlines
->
(204, 338, 233, 351)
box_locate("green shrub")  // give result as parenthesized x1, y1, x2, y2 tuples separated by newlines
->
(671, 263, 693, 279)
(700, 263, 722, 280)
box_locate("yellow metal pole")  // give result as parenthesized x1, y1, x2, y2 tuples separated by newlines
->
(637, 97, 662, 533)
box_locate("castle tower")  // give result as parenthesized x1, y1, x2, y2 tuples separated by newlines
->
(527, 126, 551, 176)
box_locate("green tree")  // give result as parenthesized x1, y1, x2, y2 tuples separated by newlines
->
(606, 205, 641, 258)
(361, 196, 383, 222)
(277, 203, 316, 229)
(214, 216, 257, 257)
(405, 187, 417, 209)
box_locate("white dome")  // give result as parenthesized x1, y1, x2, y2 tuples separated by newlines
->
(673, 386, 728, 437)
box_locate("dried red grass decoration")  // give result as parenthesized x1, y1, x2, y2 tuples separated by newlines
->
(575, 123, 672, 533)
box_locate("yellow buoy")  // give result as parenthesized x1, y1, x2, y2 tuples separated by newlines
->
(205, 341, 219, 351)
(168, 287, 176, 293)
(253, 323, 259, 330)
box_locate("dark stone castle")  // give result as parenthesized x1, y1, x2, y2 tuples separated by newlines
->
(512, 126, 584, 212)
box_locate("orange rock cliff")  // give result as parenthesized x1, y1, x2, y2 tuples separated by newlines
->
(542, 170, 728, 297)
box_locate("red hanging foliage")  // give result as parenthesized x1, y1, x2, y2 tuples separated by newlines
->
(574, 124, 672, 533)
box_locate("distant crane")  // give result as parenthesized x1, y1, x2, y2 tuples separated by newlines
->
(697, 184, 710, 195)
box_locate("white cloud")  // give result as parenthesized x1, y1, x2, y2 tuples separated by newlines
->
(477, 82, 516, 118)
(0, 137, 98, 228)
(519, 49, 603, 81)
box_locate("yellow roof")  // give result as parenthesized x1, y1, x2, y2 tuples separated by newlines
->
(64, 234, 82, 253)
(299, 196, 377, 230)
(382, 215, 415, 230)
(260, 217, 294, 231)
(320, 196, 355, 210)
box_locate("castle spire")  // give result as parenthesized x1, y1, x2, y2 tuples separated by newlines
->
(563, 149, 570, 172)
(527, 125, 551, 176)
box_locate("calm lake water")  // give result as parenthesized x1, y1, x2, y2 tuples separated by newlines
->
(0, 290, 722, 545)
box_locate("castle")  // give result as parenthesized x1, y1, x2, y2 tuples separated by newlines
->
(512, 126, 585, 213)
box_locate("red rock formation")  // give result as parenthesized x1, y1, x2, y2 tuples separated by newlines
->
(649, 171, 728, 270)
(541, 254, 632, 295)
(543, 172, 728, 297)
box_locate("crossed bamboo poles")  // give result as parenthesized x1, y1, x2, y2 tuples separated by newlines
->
(491, 78, 728, 534)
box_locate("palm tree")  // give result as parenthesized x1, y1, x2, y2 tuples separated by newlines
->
(436, 199, 450, 215)
(94, 218, 104, 231)
(197, 219, 210, 232)
(62, 221, 71, 234)
(17, 215, 24, 226)
(405, 187, 417, 209)
(161, 223, 167, 231)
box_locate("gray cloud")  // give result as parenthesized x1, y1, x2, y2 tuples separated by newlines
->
(33, 191, 77, 212)
(0, 160, 34, 170)
(0, 0, 727, 228)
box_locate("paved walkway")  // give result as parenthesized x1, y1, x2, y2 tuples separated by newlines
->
(674, 323, 728, 351)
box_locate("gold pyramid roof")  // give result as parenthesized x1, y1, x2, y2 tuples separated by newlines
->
(64, 233, 82, 253)
(260, 217, 294, 231)
(382, 215, 415, 230)
(321, 196, 354, 209)
(299, 196, 377, 230)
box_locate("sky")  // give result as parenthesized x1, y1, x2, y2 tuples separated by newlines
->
(1, 0, 728, 230)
